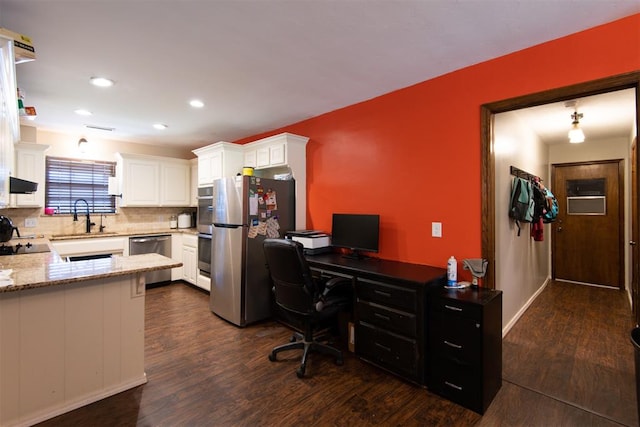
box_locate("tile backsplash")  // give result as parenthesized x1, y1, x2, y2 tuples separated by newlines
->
(0, 207, 196, 237)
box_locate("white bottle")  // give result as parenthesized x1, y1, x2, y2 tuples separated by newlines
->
(447, 256, 457, 286)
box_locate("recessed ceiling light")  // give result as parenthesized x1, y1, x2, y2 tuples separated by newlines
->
(153, 123, 168, 130)
(90, 77, 114, 87)
(189, 99, 204, 108)
(74, 109, 92, 116)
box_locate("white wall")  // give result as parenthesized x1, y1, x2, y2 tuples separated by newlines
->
(494, 111, 550, 333)
(22, 125, 195, 161)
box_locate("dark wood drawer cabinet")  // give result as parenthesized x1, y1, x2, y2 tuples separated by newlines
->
(428, 288, 502, 414)
(355, 277, 427, 385)
(305, 253, 446, 387)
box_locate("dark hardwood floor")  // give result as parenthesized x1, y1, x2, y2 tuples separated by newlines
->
(37, 280, 636, 426)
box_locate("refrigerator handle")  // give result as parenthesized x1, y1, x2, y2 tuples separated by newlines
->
(213, 223, 242, 229)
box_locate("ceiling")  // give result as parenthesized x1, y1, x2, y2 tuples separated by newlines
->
(0, 1, 638, 151)
(509, 88, 637, 144)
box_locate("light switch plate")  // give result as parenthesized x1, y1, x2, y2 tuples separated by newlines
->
(25, 217, 37, 228)
(432, 222, 442, 238)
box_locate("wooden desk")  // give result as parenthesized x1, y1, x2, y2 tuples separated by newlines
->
(306, 253, 446, 386)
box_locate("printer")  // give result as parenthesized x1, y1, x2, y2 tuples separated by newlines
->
(285, 230, 331, 255)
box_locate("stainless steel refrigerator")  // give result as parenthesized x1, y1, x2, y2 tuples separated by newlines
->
(210, 175, 295, 326)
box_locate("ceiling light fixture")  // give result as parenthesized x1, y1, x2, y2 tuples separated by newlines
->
(85, 124, 114, 131)
(74, 109, 92, 116)
(189, 99, 204, 108)
(78, 137, 89, 153)
(568, 110, 585, 143)
(153, 123, 168, 130)
(89, 77, 114, 88)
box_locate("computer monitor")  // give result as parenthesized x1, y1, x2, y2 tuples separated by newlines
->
(331, 213, 380, 259)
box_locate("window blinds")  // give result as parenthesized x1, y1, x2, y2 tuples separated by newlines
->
(45, 157, 116, 214)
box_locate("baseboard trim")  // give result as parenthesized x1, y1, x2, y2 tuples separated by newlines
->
(14, 374, 147, 427)
(502, 277, 550, 338)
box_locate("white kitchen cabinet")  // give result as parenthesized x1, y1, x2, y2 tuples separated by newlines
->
(160, 160, 190, 206)
(11, 142, 49, 207)
(256, 146, 270, 168)
(181, 233, 198, 285)
(116, 153, 191, 207)
(117, 155, 160, 206)
(243, 150, 257, 168)
(192, 142, 244, 187)
(190, 159, 198, 206)
(170, 232, 182, 281)
(0, 35, 20, 207)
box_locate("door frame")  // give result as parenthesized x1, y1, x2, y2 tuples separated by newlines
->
(480, 71, 640, 291)
(550, 159, 625, 288)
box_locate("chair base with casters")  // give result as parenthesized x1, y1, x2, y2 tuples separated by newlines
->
(269, 321, 344, 378)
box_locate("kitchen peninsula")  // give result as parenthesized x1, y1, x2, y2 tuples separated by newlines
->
(0, 244, 180, 427)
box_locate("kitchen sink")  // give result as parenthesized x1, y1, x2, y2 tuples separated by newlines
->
(51, 232, 119, 239)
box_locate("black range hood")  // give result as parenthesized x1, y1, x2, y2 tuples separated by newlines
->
(9, 176, 38, 194)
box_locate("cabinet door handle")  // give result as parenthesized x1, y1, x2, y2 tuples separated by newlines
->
(444, 340, 462, 349)
(444, 304, 463, 312)
(374, 290, 392, 298)
(374, 312, 391, 321)
(375, 342, 392, 352)
(445, 381, 463, 391)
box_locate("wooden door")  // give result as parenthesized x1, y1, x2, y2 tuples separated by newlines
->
(552, 161, 624, 288)
(632, 139, 639, 324)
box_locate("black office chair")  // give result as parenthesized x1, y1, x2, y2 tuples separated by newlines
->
(263, 238, 352, 378)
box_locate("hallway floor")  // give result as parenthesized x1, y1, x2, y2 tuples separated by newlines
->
(486, 280, 637, 426)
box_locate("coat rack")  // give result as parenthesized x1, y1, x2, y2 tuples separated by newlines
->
(510, 165, 541, 182)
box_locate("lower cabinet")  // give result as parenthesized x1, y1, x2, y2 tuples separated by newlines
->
(181, 234, 198, 286)
(428, 288, 503, 414)
(355, 277, 427, 385)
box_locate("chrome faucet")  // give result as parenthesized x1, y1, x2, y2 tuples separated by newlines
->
(73, 198, 95, 233)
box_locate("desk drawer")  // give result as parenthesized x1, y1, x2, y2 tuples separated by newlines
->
(356, 321, 418, 378)
(356, 279, 417, 313)
(431, 314, 481, 364)
(357, 301, 416, 337)
(430, 357, 482, 413)
(430, 294, 483, 319)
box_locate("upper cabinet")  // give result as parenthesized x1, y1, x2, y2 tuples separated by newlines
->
(243, 133, 306, 171)
(0, 35, 20, 207)
(11, 142, 49, 207)
(192, 142, 244, 187)
(116, 153, 191, 207)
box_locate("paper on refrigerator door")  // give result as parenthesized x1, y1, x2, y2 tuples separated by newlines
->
(265, 217, 280, 238)
(249, 194, 259, 216)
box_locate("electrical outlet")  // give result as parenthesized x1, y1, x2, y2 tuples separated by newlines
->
(431, 222, 442, 238)
(25, 217, 37, 228)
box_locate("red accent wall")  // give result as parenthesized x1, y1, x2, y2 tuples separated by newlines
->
(236, 14, 640, 268)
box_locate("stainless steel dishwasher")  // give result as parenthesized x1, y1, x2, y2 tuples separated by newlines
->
(129, 234, 172, 285)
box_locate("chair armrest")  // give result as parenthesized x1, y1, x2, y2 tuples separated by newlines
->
(315, 277, 352, 312)
(324, 277, 351, 293)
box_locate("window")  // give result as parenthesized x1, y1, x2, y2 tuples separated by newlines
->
(45, 157, 116, 214)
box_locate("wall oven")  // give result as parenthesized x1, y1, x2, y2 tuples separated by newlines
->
(198, 233, 212, 276)
(197, 186, 214, 234)
(197, 186, 214, 276)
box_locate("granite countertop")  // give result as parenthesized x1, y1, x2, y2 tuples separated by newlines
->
(46, 227, 199, 241)
(0, 251, 181, 293)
